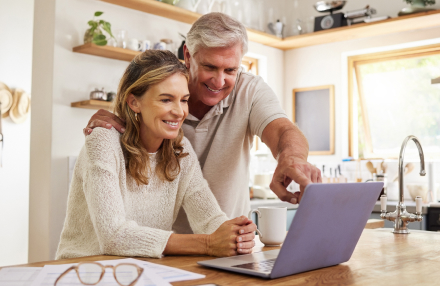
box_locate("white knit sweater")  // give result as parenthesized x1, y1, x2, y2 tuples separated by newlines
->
(56, 128, 228, 259)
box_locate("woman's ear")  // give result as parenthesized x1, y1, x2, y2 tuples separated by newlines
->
(126, 94, 141, 113)
(183, 44, 190, 69)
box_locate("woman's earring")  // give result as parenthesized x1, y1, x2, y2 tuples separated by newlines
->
(135, 112, 139, 122)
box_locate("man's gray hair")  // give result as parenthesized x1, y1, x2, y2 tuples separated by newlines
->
(186, 12, 248, 56)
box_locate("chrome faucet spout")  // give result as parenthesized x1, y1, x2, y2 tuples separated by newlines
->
(398, 135, 426, 204)
(381, 135, 425, 234)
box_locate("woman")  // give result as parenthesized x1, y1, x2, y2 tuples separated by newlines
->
(56, 50, 256, 259)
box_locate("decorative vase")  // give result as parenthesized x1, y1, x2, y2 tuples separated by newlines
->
(398, 0, 435, 16)
(84, 29, 105, 45)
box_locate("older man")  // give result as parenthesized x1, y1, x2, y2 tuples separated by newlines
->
(84, 13, 321, 233)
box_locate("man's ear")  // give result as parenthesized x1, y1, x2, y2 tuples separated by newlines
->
(183, 44, 191, 69)
(126, 94, 141, 114)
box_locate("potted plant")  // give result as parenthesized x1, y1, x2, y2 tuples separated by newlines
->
(84, 11, 115, 46)
(399, 0, 436, 16)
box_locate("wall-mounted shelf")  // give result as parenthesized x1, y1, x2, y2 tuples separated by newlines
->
(99, 0, 281, 46)
(73, 43, 187, 64)
(73, 43, 139, 61)
(273, 10, 440, 50)
(99, 0, 440, 50)
(71, 100, 113, 110)
(432, 77, 440, 84)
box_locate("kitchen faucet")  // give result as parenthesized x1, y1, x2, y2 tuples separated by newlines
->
(380, 135, 426, 234)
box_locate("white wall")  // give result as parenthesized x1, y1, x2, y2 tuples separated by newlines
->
(0, 0, 34, 267)
(283, 0, 440, 37)
(284, 28, 440, 164)
(29, 0, 284, 262)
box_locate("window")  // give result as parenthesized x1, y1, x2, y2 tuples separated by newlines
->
(348, 44, 440, 159)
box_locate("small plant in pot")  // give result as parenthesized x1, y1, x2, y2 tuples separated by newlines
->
(84, 11, 115, 46)
(399, 0, 436, 16)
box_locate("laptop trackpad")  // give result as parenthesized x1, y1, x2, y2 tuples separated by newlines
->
(224, 250, 279, 263)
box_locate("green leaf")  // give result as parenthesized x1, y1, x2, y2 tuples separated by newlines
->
(94, 39, 108, 46)
(94, 11, 103, 17)
(102, 22, 115, 39)
(98, 20, 105, 25)
(92, 34, 107, 46)
(88, 21, 98, 29)
(93, 34, 106, 41)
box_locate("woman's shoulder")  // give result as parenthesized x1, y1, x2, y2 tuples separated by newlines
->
(181, 136, 198, 158)
(86, 127, 121, 145)
(179, 136, 198, 165)
(85, 127, 122, 157)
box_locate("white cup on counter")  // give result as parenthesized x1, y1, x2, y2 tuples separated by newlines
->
(248, 206, 286, 246)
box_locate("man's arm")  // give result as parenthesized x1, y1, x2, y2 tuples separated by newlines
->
(261, 118, 321, 204)
(83, 109, 126, 135)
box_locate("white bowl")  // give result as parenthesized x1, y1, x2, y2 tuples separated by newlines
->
(407, 184, 428, 202)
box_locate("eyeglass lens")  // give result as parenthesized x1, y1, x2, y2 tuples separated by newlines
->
(114, 264, 140, 286)
(77, 263, 102, 284)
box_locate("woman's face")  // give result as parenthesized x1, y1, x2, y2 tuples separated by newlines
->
(129, 73, 190, 152)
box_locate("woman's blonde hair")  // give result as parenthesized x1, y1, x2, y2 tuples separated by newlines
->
(114, 50, 189, 186)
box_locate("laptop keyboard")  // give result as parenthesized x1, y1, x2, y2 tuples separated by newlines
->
(232, 258, 276, 272)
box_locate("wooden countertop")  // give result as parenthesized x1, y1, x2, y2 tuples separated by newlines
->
(3, 229, 440, 285)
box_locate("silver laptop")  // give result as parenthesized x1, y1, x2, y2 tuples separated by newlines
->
(198, 182, 383, 279)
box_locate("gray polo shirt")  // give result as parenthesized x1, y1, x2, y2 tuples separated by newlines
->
(172, 69, 287, 234)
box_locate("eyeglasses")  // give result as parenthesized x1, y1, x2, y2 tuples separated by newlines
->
(54, 262, 144, 286)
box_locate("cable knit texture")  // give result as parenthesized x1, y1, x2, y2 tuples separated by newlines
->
(56, 127, 228, 259)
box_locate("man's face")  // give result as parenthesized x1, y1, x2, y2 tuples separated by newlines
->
(185, 44, 242, 107)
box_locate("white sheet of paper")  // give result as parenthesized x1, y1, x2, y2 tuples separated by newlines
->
(123, 258, 205, 283)
(30, 259, 170, 286)
(0, 267, 42, 286)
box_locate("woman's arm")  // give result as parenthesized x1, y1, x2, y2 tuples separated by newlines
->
(163, 216, 255, 257)
(173, 143, 256, 256)
(83, 128, 173, 258)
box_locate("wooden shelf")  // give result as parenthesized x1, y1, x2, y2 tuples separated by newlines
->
(73, 43, 187, 63)
(71, 100, 113, 110)
(99, 0, 440, 50)
(99, 0, 281, 46)
(273, 10, 440, 50)
(73, 43, 140, 61)
(432, 77, 440, 84)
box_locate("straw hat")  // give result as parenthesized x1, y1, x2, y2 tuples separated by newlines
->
(0, 82, 13, 118)
(9, 88, 31, 124)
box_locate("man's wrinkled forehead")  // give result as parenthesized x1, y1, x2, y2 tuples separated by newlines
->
(193, 45, 242, 68)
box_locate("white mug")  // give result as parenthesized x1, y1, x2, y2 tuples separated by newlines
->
(141, 40, 151, 52)
(127, 38, 142, 51)
(248, 207, 286, 246)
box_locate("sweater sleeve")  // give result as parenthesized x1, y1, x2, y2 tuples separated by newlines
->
(83, 128, 172, 258)
(180, 140, 229, 234)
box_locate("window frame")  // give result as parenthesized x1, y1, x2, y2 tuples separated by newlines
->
(347, 43, 440, 158)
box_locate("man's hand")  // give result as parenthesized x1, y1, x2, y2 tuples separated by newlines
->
(261, 118, 321, 204)
(83, 109, 126, 135)
(270, 152, 321, 204)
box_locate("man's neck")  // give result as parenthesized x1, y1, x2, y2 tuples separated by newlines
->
(188, 98, 213, 120)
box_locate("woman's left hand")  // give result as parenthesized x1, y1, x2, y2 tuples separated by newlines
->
(235, 218, 257, 254)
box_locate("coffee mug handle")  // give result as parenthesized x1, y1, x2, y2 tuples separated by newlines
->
(248, 209, 263, 238)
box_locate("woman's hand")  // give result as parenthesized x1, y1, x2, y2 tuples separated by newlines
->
(206, 216, 257, 257)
